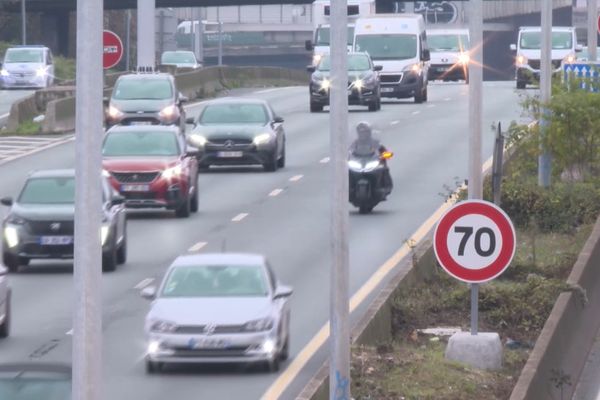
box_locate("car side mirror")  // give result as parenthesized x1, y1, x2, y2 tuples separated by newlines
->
(510, 44, 517, 52)
(185, 117, 195, 125)
(111, 195, 125, 206)
(421, 49, 431, 62)
(186, 146, 200, 157)
(0, 197, 13, 207)
(576, 44, 583, 53)
(141, 286, 157, 300)
(306, 65, 316, 73)
(373, 65, 383, 72)
(273, 116, 284, 124)
(305, 40, 314, 51)
(273, 285, 293, 300)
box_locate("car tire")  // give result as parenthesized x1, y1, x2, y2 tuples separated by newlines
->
(102, 247, 118, 272)
(422, 86, 428, 102)
(359, 205, 373, 214)
(264, 151, 278, 172)
(116, 229, 127, 265)
(376, 98, 382, 110)
(190, 184, 199, 213)
(175, 196, 191, 218)
(310, 102, 323, 113)
(146, 360, 163, 374)
(279, 335, 290, 361)
(0, 289, 11, 338)
(2, 253, 20, 273)
(277, 145, 286, 169)
(266, 357, 280, 373)
(414, 84, 424, 104)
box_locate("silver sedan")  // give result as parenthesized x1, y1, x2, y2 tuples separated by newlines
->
(142, 253, 292, 373)
(0, 265, 10, 337)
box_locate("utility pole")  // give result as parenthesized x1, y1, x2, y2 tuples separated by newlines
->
(468, 0, 483, 336)
(329, 0, 349, 398)
(539, 0, 552, 187)
(73, 0, 103, 399)
(193, 8, 204, 64)
(21, 0, 26, 45)
(588, 0, 598, 62)
(217, 21, 223, 66)
(137, 0, 156, 68)
(125, 10, 131, 71)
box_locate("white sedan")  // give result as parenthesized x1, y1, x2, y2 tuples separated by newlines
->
(0, 264, 10, 337)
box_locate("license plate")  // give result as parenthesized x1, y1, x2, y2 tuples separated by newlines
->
(40, 236, 73, 245)
(381, 87, 394, 93)
(131, 121, 152, 125)
(189, 337, 231, 349)
(217, 151, 243, 158)
(437, 66, 450, 71)
(121, 184, 150, 192)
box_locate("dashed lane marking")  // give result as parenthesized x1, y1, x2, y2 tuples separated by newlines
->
(232, 213, 249, 222)
(188, 242, 207, 252)
(269, 189, 284, 197)
(289, 175, 303, 182)
(134, 278, 155, 290)
(319, 157, 330, 164)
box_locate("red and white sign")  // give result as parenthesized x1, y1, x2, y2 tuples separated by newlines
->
(598, 15, 600, 34)
(434, 200, 516, 283)
(103, 30, 123, 70)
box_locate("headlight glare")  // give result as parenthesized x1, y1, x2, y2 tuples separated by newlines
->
(348, 160, 362, 170)
(107, 105, 123, 119)
(189, 134, 207, 147)
(458, 53, 470, 65)
(516, 54, 527, 66)
(4, 226, 19, 248)
(100, 225, 109, 246)
(150, 320, 178, 333)
(364, 160, 381, 171)
(244, 317, 274, 332)
(0, 69, 9, 77)
(313, 54, 323, 65)
(563, 54, 576, 64)
(253, 133, 273, 145)
(403, 63, 421, 74)
(262, 339, 276, 354)
(159, 105, 178, 119)
(162, 165, 183, 179)
(320, 79, 331, 90)
(147, 341, 161, 354)
(353, 79, 364, 90)
(36, 67, 47, 77)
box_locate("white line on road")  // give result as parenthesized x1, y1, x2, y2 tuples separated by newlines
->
(134, 278, 154, 290)
(289, 175, 303, 182)
(427, 104, 436, 108)
(255, 88, 283, 94)
(269, 189, 284, 197)
(412, 110, 421, 115)
(66, 329, 73, 336)
(319, 157, 330, 164)
(232, 213, 249, 222)
(390, 120, 400, 125)
(0, 113, 8, 120)
(188, 241, 208, 252)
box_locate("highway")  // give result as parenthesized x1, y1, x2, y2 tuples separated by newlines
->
(0, 82, 523, 399)
(574, 328, 600, 400)
(0, 89, 34, 126)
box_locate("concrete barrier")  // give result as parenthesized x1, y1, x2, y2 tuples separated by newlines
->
(510, 216, 600, 400)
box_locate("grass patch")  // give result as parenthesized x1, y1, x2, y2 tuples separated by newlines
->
(54, 56, 76, 82)
(1, 120, 41, 136)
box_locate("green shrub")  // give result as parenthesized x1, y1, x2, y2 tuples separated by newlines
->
(54, 56, 76, 82)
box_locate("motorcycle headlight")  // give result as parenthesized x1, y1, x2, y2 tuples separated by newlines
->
(162, 165, 183, 179)
(36, 67, 48, 77)
(107, 105, 124, 119)
(100, 225, 110, 246)
(348, 160, 362, 170)
(458, 53, 470, 65)
(159, 105, 179, 119)
(0, 69, 9, 77)
(403, 63, 421, 74)
(3, 226, 19, 248)
(150, 320, 178, 333)
(243, 317, 274, 332)
(253, 133, 273, 146)
(516, 54, 527, 66)
(364, 160, 381, 171)
(189, 134, 207, 147)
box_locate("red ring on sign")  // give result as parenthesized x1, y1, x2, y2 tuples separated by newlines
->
(434, 201, 515, 283)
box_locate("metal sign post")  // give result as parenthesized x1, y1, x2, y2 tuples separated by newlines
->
(73, 0, 103, 399)
(329, 0, 349, 397)
(21, 0, 26, 45)
(589, 0, 598, 62)
(539, 0, 552, 187)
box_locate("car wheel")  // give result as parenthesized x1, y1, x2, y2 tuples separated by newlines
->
(146, 360, 162, 374)
(359, 205, 373, 214)
(2, 253, 20, 273)
(116, 228, 127, 265)
(414, 84, 424, 104)
(175, 196, 191, 218)
(264, 151, 278, 172)
(376, 98, 382, 110)
(422, 86, 428, 102)
(266, 356, 280, 373)
(279, 335, 290, 361)
(190, 184, 199, 213)
(0, 289, 11, 338)
(102, 247, 118, 272)
(277, 144, 286, 169)
(310, 102, 323, 113)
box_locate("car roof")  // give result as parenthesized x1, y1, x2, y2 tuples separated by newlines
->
(171, 253, 267, 268)
(28, 169, 75, 179)
(203, 97, 269, 106)
(105, 125, 181, 134)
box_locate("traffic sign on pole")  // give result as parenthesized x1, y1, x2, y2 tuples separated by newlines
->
(434, 200, 516, 284)
(103, 30, 123, 70)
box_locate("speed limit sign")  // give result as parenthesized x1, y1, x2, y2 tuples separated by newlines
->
(434, 200, 516, 283)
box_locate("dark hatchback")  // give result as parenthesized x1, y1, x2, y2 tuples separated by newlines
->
(1, 170, 127, 272)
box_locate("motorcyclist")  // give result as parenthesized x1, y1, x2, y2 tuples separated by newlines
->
(349, 121, 393, 193)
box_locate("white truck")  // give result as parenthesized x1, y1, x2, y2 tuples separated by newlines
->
(510, 26, 581, 89)
(426, 28, 470, 83)
(353, 14, 430, 103)
(305, 0, 375, 65)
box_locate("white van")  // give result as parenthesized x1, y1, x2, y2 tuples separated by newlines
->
(0, 45, 55, 89)
(353, 14, 430, 103)
(426, 28, 470, 83)
(510, 26, 581, 89)
(306, 0, 375, 65)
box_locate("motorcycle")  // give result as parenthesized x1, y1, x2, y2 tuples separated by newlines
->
(348, 150, 393, 214)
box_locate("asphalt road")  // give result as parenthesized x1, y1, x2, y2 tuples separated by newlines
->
(0, 82, 524, 399)
(573, 329, 600, 400)
(0, 89, 35, 126)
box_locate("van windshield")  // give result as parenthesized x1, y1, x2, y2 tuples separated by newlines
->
(520, 31, 573, 50)
(355, 34, 417, 60)
(428, 34, 469, 52)
(315, 27, 355, 46)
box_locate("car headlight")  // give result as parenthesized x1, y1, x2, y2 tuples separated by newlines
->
(320, 79, 331, 90)
(353, 79, 364, 90)
(107, 105, 123, 119)
(162, 165, 183, 179)
(243, 317, 274, 332)
(100, 225, 110, 246)
(36, 67, 48, 77)
(102, 169, 111, 178)
(313, 54, 323, 65)
(516, 54, 528, 66)
(189, 134, 207, 147)
(563, 54, 576, 64)
(253, 133, 273, 145)
(403, 63, 421, 74)
(0, 69, 9, 77)
(458, 53, 470, 65)
(262, 339, 276, 354)
(6, 214, 26, 225)
(364, 160, 381, 171)
(3, 226, 19, 248)
(348, 160, 362, 170)
(159, 105, 179, 119)
(150, 320, 178, 333)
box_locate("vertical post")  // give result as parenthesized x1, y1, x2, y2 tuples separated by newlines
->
(73, 0, 103, 399)
(538, 0, 552, 187)
(21, 0, 26, 45)
(193, 8, 204, 64)
(218, 21, 223, 66)
(329, 0, 349, 398)
(492, 123, 504, 206)
(588, 0, 598, 62)
(158, 10, 165, 61)
(468, 0, 483, 336)
(137, 0, 156, 68)
(125, 10, 131, 71)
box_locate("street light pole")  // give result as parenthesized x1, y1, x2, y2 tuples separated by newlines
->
(21, 0, 26, 45)
(588, 0, 598, 62)
(538, 0, 552, 187)
(329, 0, 350, 398)
(72, 0, 103, 399)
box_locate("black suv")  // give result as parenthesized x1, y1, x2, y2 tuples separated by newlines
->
(1, 170, 127, 272)
(308, 52, 382, 112)
(104, 72, 188, 131)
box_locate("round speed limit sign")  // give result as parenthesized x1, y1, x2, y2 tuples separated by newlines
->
(434, 200, 516, 283)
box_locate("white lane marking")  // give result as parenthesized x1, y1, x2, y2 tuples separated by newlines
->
(412, 110, 421, 115)
(444, 97, 452, 101)
(0, 135, 75, 167)
(0, 113, 8, 119)
(188, 241, 207, 252)
(232, 213, 249, 222)
(319, 157, 330, 164)
(255, 88, 283, 94)
(289, 174, 303, 182)
(427, 104, 436, 108)
(269, 188, 284, 197)
(390, 120, 400, 125)
(134, 278, 154, 290)
(66, 329, 73, 336)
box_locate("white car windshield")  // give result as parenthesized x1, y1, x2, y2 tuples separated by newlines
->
(520, 31, 573, 50)
(355, 34, 418, 60)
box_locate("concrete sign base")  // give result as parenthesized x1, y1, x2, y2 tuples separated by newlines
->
(445, 332, 503, 370)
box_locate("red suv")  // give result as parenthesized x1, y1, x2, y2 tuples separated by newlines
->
(102, 125, 199, 218)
